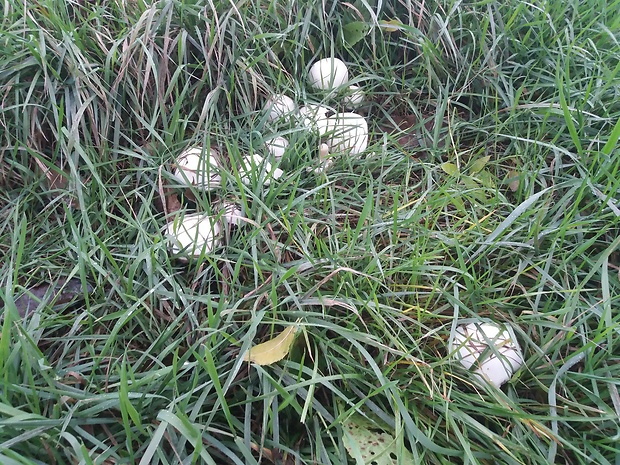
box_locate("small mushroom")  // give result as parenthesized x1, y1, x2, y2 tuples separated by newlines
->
(239, 154, 284, 185)
(450, 322, 524, 388)
(265, 136, 289, 160)
(265, 93, 297, 121)
(343, 85, 364, 109)
(220, 201, 245, 227)
(307, 58, 349, 90)
(166, 212, 221, 260)
(323, 112, 368, 155)
(172, 147, 221, 190)
(298, 104, 330, 134)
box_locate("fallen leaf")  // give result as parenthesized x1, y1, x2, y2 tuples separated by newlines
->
(243, 325, 298, 365)
(11, 278, 94, 318)
(476, 169, 496, 189)
(469, 155, 491, 175)
(379, 19, 404, 33)
(342, 415, 416, 465)
(165, 189, 182, 214)
(342, 21, 370, 47)
(441, 162, 459, 176)
(506, 170, 520, 192)
(34, 157, 70, 190)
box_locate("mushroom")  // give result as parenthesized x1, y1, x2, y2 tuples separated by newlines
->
(265, 136, 289, 160)
(172, 147, 222, 190)
(450, 322, 524, 388)
(265, 93, 297, 122)
(239, 154, 284, 185)
(298, 104, 330, 135)
(166, 212, 221, 260)
(323, 112, 368, 155)
(220, 201, 245, 227)
(307, 58, 349, 90)
(343, 85, 364, 109)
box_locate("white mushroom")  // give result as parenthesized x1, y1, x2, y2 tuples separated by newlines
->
(343, 85, 364, 109)
(239, 154, 284, 185)
(166, 212, 221, 260)
(298, 105, 330, 134)
(307, 58, 349, 90)
(323, 112, 368, 154)
(220, 202, 245, 227)
(265, 94, 297, 121)
(265, 136, 289, 160)
(450, 322, 524, 388)
(172, 147, 221, 190)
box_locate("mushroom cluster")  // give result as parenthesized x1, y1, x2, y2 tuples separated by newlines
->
(163, 56, 370, 262)
(164, 146, 248, 261)
(164, 57, 370, 260)
(264, 57, 369, 174)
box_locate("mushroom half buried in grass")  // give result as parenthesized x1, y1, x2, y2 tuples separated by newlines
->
(265, 93, 297, 122)
(265, 136, 289, 160)
(307, 58, 349, 91)
(323, 112, 368, 155)
(165, 212, 222, 261)
(239, 154, 284, 186)
(172, 147, 222, 190)
(343, 85, 364, 109)
(220, 201, 245, 227)
(298, 104, 330, 135)
(450, 322, 524, 388)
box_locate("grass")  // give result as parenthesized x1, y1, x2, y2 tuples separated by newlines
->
(1, 0, 619, 463)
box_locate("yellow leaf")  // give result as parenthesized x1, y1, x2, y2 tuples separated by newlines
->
(469, 155, 491, 174)
(379, 19, 404, 33)
(243, 325, 298, 365)
(441, 162, 459, 176)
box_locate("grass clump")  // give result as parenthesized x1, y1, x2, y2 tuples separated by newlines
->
(1, 0, 619, 464)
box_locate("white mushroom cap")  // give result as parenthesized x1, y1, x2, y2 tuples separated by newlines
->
(166, 212, 221, 260)
(450, 322, 524, 388)
(323, 112, 368, 155)
(172, 147, 221, 190)
(343, 85, 364, 109)
(265, 136, 289, 160)
(307, 58, 349, 90)
(298, 105, 330, 134)
(265, 94, 297, 121)
(220, 202, 245, 227)
(239, 154, 284, 185)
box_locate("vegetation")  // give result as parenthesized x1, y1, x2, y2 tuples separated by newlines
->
(1, 0, 619, 463)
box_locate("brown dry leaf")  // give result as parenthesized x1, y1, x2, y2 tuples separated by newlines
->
(506, 170, 520, 192)
(165, 189, 182, 214)
(156, 164, 183, 216)
(33, 156, 79, 207)
(34, 157, 70, 191)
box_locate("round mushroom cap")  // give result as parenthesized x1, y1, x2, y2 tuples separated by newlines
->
(166, 212, 221, 260)
(265, 136, 289, 159)
(343, 85, 364, 109)
(323, 112, 368, 155)
(307, 58, 349, 90)
(172, 147, 222, 190)
(451, 322, 524, 388)
(298, 105, 330, 134)
(265, 94, 297, 121)
(239, 154, 284, 185)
